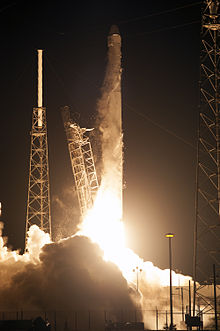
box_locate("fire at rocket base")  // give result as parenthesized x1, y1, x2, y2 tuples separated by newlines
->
(97, 25, 123, 218)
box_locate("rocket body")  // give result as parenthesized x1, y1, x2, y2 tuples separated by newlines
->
(98, 25, 123, 218)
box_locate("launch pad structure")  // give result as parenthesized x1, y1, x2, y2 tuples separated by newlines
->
(61, 106, 99, 218)
(25, 50, 51, 250)
(24, 51, 99, 247)
(193, 0, 220, 317)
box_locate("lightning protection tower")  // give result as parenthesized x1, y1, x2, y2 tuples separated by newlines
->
(61, 106, 99, 218)
(25, 50, 51, 249)
(194, 0, 220, 307)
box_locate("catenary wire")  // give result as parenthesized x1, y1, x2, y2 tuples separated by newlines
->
(118, 1, 202, 24)
(125, 104, 196, 150)
(126, 20, 200, 38)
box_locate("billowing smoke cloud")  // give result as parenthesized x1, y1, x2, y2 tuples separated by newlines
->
(0, 225, 136, 312)
(0, 224, 217, 330)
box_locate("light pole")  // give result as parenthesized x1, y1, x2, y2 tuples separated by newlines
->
(132, 266, 142, 292)
(165, 233, 174, 330)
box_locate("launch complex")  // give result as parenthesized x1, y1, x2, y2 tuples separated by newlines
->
(2, 1, 219, 330)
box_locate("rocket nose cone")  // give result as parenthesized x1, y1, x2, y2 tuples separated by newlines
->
(109, 25, 120, 36)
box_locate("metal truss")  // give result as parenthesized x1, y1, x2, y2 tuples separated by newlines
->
(25, 107, 51, 249)
(61, 106, 99, 218)
(194, 0, 220, 299)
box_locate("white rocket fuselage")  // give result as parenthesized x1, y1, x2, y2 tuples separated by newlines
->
(107, 27, 122, 211)
(98, 25, 123, 217)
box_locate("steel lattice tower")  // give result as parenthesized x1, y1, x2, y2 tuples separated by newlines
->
(194, 0, 220, 289)
(25, 50, 51, 249)
(61, 106, 99, 218)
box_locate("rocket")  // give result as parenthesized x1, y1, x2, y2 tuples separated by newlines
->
(98, 25, 123, 217)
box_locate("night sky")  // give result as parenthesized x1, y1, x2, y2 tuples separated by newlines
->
(0, 1, 201, 277)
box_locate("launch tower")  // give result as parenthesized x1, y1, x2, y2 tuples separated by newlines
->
(25, 50, 51, 249)
(61, 106, 99, 217)
(194, 0, 220, 310)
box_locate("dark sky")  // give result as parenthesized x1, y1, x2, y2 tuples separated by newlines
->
(0, 0, 201, 277)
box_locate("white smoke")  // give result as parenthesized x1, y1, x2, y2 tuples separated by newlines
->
(0, 224, 136, 313)
(25, 225, 51, 262)
(0, 223, 216, 329)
